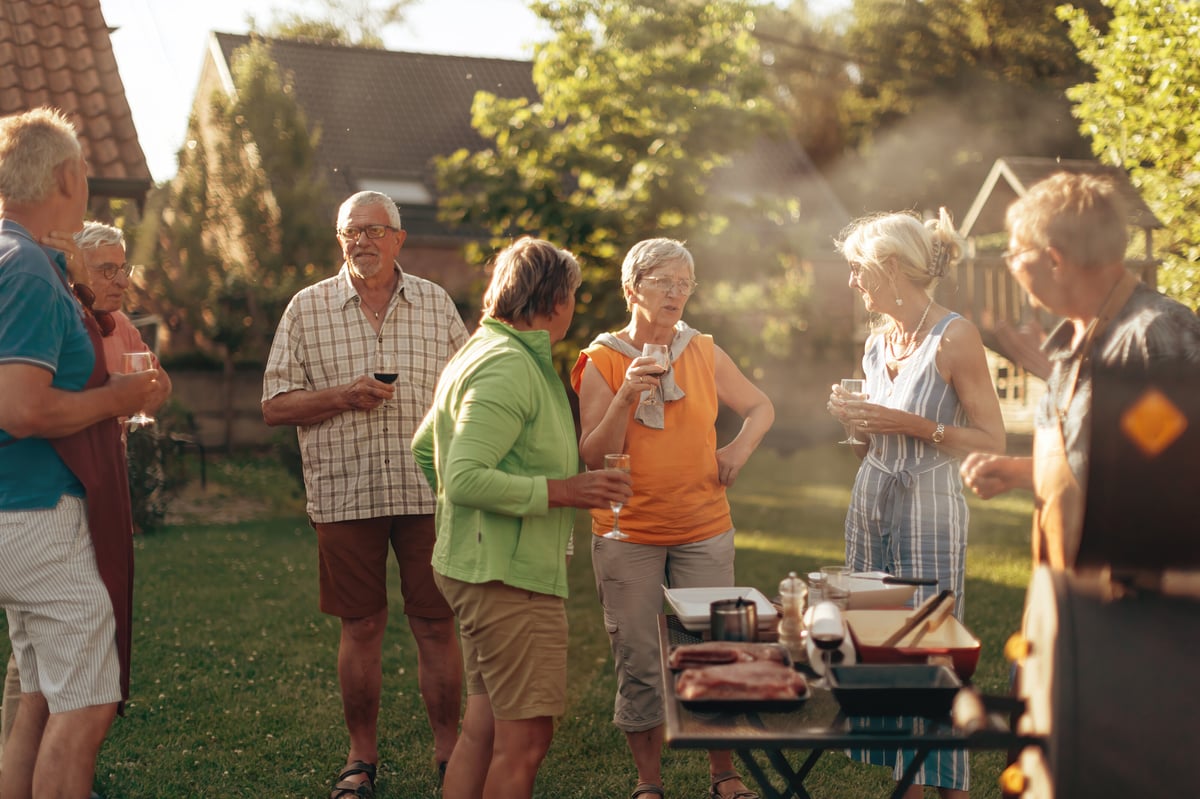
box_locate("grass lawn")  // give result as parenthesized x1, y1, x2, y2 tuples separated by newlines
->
(1, 445, 1035, 798)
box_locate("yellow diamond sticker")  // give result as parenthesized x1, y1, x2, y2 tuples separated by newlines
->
(1119, 388, 1188, 458)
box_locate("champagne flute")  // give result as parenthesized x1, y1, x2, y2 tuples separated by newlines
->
(122, 352, 156, 429)
(602, 453, 632, 540)
(837, 378, 867, 445)
(640, 343, 670, 406)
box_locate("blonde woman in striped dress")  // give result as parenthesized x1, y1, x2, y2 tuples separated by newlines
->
(827, 209, 1006, 799)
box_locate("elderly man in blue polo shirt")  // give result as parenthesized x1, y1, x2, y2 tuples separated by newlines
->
(0, 107, 158, 799)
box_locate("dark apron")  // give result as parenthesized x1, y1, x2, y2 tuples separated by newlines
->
(1031, 270, 1138, 569)
(49, 313, 135, 707)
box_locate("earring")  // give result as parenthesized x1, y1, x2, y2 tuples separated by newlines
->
(896, 297, 904, 306)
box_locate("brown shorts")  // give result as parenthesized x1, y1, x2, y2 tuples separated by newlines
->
(434, 574, 567, 720)
(314, 514, 452, 620)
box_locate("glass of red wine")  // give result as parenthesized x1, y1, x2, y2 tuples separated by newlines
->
(374, 353, 399, 385)
(375, 353, 398, 409)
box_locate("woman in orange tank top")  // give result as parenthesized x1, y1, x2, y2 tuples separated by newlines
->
(570, 238, 774, 799)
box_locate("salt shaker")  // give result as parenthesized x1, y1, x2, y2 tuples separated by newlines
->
(777, 571, 807, 664)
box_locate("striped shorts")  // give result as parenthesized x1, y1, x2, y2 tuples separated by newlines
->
(0, 495, 120, 713)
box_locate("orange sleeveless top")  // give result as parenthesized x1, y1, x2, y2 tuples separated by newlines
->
(571, 334, 732, 545)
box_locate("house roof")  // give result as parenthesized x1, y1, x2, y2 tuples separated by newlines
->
(959, 156, 1163, 240)
(212, 33, 537, 237)
(0, 0, 152, 202)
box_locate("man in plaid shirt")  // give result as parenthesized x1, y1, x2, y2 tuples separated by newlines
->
(263, 191, 468, 798)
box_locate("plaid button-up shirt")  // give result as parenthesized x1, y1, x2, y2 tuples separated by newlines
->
(263, 264, 469, 523)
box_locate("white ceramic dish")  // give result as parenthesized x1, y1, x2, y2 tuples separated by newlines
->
(846, 571, 918, 610)
(663, 586, 777, 633)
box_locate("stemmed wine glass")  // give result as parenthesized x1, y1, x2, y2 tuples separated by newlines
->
(837, 378, 868, 445)
(640, 344, 670, 406)
(375, 353, 398, 408)
(122, 352, 156, 429)
(808, 602, 847, 689)
(602, 453, 632, 540)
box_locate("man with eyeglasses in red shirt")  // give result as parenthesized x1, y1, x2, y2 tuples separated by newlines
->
(263, 191, 467, 798)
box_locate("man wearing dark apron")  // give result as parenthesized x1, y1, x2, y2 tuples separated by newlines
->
(959, 171, 1200, 570)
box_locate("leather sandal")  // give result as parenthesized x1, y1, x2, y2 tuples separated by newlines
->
(710, 770, 758, 799)
(631, 782, 665, 798)
(330, 760, 376, 799)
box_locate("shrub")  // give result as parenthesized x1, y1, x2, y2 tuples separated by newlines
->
(125, 399, 194, 533)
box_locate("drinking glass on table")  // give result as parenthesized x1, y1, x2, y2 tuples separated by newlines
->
(837, 378, 868, 445)
(820, 565, 852, 610)
(122, 352, 156, 429)
(602, 453, 632, 540)
(640, 343, 670, 407)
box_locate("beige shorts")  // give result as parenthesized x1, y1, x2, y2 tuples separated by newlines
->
(434, 574, 567, 720)
(0, 496, 120, 713)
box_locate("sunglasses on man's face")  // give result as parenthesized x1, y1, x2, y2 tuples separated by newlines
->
(337, 225, 397, 241)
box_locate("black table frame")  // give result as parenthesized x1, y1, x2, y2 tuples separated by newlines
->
(659, 616, 1040, 799)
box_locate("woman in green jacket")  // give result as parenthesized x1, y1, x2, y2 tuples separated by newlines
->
(412, 237, 631, 799)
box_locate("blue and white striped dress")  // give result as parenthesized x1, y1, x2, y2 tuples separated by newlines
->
(845, 312, 970, 791)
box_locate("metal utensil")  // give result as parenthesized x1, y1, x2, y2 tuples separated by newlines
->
(880, 590, 954, 648)
(853, 574, 939, 587)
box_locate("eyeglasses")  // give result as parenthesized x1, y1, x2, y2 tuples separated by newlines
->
(337, 225, 398, 240)
(89, 262, 137, 280)
(848, 262, 866, 278)
(639, 276, 698, 296)
(1001, 247, 1043, 267)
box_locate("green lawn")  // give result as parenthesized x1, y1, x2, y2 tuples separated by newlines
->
(1, 446, 1036, 798)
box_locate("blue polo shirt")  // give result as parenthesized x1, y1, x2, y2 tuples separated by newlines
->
(0, 219, 94, 509)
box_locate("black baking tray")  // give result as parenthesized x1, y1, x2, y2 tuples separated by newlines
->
(829, 664, 960, 717)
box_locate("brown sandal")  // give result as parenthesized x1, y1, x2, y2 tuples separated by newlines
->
(330, 760, 376, 799)
(632, 783, 665, 798)
(710, 770, 758, 799)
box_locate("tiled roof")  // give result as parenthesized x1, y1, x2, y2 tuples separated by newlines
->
(213, 33, 537, 220)
(0, 0, 152, 200)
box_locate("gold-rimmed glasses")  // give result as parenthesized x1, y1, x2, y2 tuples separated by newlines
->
(89, 262, 138, 281)
(1001, 247, 1044, 268)
(639, 276, 698, 296)
(337, 225, 398, 241)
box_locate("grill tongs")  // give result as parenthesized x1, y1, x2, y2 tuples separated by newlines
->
(879, 589, 955, 648)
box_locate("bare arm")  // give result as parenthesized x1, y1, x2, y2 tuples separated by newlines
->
(713, 345, 775, 486)
(576, 355, 661, 469)
(834, 320, 1006, 458)
(0, 362, 157, 439)
(261, 376, 393, 427)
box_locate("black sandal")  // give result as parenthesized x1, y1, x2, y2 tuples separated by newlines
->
(330, 760, 376, 799)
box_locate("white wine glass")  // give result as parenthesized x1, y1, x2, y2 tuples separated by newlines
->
(122, 352, 156, 429)
(837, 378, 867, 445)
(640, 344, 670, 407)
(602, 453, 632, 540)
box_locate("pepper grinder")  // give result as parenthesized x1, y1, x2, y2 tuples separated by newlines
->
(777, 571, 807, 664)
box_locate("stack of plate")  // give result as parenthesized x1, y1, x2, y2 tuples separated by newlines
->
(662, 586, 779, 637)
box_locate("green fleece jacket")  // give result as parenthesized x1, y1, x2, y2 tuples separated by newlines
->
(412, 317, 579, 598)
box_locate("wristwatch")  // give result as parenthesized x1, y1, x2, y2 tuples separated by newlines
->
(932, 423, 945, 445)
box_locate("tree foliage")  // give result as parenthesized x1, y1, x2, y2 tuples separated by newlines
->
(435, 0, 811, 363)
(1059, 0, 1200, 308)
(129, 39, 335, 447)
(257, 0, 416, 48)
(816, 0, 1108, 213)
